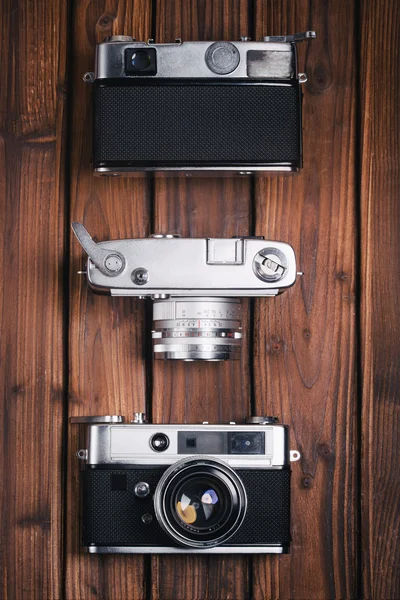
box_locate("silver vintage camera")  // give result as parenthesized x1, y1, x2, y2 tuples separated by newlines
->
(84, 32, 316, 175)
(72, 222, 299, 361)
(72, 414, 300, 554)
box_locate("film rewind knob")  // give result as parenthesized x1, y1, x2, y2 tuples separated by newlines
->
(71, 222, 126, 277)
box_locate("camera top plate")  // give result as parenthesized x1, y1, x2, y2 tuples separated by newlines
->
(90, 32, 316, 80)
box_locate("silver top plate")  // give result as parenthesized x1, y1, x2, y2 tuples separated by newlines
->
(95, 39, 299, 80)
(84, 423, 289, 467)
(72, 225, 298, 298)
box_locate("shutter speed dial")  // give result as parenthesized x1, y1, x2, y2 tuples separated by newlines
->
(253, 248, 288, 283)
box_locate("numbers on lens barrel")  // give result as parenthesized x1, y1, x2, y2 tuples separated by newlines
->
(173, 319, 224, 329)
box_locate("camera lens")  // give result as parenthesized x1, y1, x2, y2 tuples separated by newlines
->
(154, 457, 247, 548)
(151, 433, 170, 452)
(174, 479, 227, 530)
(151, 297, 242, 361)
(131, 50, 152, 70)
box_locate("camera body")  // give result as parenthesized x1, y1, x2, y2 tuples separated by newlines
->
(86, 32, 315, 175)
(72, 223, 298, 360)
(73, 414, 300, 554)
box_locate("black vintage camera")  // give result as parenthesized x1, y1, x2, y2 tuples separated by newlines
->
(84, 32, 315, 175)
(72, 414, 301, 554)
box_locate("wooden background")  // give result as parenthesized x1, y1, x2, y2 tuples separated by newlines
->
(1, 0, 399, 598)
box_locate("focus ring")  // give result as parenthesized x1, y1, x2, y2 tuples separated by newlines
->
(152, 297, 242, 361)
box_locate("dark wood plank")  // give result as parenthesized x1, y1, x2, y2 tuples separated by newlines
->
(0, 1, 68, 598)
(252, 2, 358, 599)
(66, 2, 153, 598)
(360, 1, 400, 597)
(151, 2, 252, 598)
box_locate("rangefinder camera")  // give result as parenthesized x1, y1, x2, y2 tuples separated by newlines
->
(72, 413, 300, 554)
(84, 31, 316, 175)
(72, 222, 299, 361)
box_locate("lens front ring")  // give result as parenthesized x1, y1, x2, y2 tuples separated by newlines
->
(154, 456, 247, 548)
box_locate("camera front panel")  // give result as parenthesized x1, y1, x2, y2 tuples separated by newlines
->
(82, 467, 171, 547)
(92, 80, 301, 172)
(82, 466, 291, 551)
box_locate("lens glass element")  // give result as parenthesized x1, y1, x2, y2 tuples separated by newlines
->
(131, 50, 152, 70)
(124, 48, 157, 75)
(174, 478, 226, 530)
(151, 433, 170, 452)
(155, 459, 247, 548)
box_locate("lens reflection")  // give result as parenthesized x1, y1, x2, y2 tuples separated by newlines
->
(131, 50, 152, 70)
(175, 480, 223, 529)
(202, 489, 219, 505)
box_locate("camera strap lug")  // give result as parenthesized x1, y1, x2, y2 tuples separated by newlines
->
(83, 72, 95, 83)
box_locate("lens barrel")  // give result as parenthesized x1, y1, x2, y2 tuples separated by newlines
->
(152, 297, 242, 361)
(154, 456, 247, 548)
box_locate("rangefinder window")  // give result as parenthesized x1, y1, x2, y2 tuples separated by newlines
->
(228, 432, 265, 455)
(178, 432, 226, 454)
(125, 48, 157, 75)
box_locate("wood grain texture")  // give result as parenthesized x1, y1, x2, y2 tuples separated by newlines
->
(360, 0, 400, 597)
(150, 2, 252, 598)
(252, 1, 358, 599)
(0, 1, 68, 599)
(2, 0, 400, 598)
(66, 1, 153, 599)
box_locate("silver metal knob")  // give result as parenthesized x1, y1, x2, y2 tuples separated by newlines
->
(134, 482, 151, 497)
(70, 415, 125, 424)
(104, 35, 135, 42)
(205, 42, 240, 75)
(150, 234, 180, 238)
(253, 248, 287, 283)
(131, 268, 149, 285)
(246, 416, 279, 425)
(132, 412, 147, 424)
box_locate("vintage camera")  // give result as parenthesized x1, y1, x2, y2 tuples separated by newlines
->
(84, 31, 316, 175)
(72, 414, 300, 554)
(72, 222, 299, 360)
